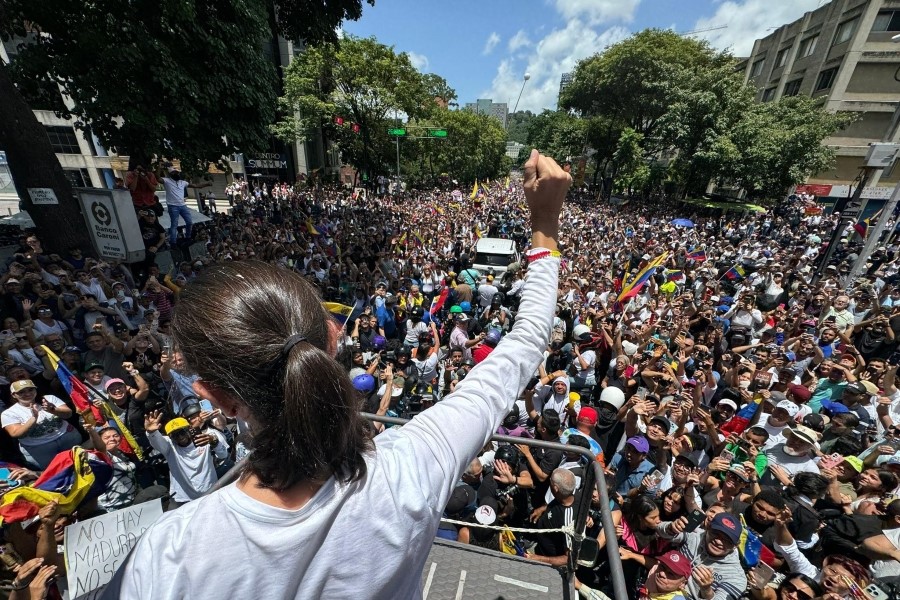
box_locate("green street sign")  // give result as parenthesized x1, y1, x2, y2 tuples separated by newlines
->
(388, 128, 407, 136)
(428, 129, 448, 138)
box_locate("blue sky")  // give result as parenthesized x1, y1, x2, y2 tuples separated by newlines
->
(343, 0, 825, 113)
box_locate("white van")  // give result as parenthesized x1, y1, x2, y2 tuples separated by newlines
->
(472, 237, 520, 274)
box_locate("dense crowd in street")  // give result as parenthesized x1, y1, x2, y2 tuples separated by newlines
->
(1, 154, 900, 600)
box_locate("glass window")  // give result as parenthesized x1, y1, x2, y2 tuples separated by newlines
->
(45, 126, 81, 154)
(63, 168, 90, 188)
(833, 18, 857, 45)
(762, 88, 777, 102)
(775, 47, 790, 68)
(815, 67, 839, 92)
(750, 59, 765, 77)
(873, 11, 900, 32)
(783, 79, 802, 96)
(798, 35, 818, 58)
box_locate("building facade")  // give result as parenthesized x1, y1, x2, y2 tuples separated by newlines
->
(558, 72, 574, 105)
(464, 99, 509, 128)
(0, 35, 326, 208)
(739, 0, 900, 202)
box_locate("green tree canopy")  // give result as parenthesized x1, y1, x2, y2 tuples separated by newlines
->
(274, 35, 455, 178)
(525, 110, 585, 165)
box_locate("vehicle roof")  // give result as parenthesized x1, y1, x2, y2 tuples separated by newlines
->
(475, 237, 516, 253)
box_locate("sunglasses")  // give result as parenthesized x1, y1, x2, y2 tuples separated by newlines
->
(782, 582, 814, 600)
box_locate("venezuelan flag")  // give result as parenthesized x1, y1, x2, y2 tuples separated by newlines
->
(475, 226, 483, 240)
(505, 176, 511, 191)
(322, 302, 353, 327)
(620, 252, 668, 302)
(853, 207, 882, 238)
(305, 219, 322, 236)
(720, 398, 762, 436)
(0, 447, 111, 524)
(665, 269, 684, 281)
(470, 181, 479, 199)
(725, 265, 746, 280)
(43, 346, 143, 459)
(429, 288, 450, 315)
(686, 250, 706, 262)
(413, 231, 425, 248)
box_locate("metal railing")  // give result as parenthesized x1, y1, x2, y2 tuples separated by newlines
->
(207, 413, 629, 600)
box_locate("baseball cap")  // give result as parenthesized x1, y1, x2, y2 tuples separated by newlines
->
(577, 407, 599, 426)
(181, 400, 202, 418)
(786, 424, 818, 446)
(726, 465, 750, 483)
(709, 512, 741, 544)
(650, 415, 672, 432)
(457, 313, 470, 322)
(103, 378, 126, 390)
(656, 550, 692, 579)
(787, 384, 811, 403)
(9, 379, 36, 394)
(445, 484, 476, 517)
(164, 417, 190, 435)
(858, 380, 879, 396)
(449, 305, 462, 314)
(5, 278, 19, 284)
(63, 346, 81, 355)
(775, 399, 800, 418)
(845, 381, 868, 395)
(85, 361, 105, 372)
(717, 398, 738, 412)
(625, 436, 650, 454)
(842, 456, 864, 473)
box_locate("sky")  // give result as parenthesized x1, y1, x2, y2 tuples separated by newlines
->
(342, 0, 827, 114)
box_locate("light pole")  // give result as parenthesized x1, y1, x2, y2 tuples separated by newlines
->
(512, 73, 531, 115)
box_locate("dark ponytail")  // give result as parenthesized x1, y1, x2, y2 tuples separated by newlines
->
(172, 260, 372, 491)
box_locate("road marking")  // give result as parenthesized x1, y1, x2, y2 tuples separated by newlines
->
(455, 570, 467, 600)
(493, 574, 550, 593)
(422, 562, 437, 600)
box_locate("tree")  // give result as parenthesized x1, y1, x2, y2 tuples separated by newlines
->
(525, 111, 586, 165)
(421, 109, 507, 184)
(274, 35, 454, 180)
(506, 110, 534, 144)
(0, 0, 371, 251)
(724, 96, 855, 200)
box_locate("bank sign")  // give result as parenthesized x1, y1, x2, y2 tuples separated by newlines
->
(77, 189, 145, 262)
(246, 153, 287, 170)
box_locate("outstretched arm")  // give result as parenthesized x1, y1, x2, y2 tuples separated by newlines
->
(380, 149, 568, 513)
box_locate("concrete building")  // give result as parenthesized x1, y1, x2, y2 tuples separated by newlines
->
(506, 141, 526, 160)
(464, 99, 509, 128)
(738, 0, 900, 203)
(558, 72, 574, 104)
(0, 35, 326, 209)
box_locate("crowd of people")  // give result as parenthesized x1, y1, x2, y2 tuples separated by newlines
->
(0, 156, 899, 599)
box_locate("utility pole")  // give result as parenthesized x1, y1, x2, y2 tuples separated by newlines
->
(815, 104, 900, 284)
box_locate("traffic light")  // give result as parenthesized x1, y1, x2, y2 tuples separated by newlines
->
(388, 128, 407, 136)
(427, 129, 448, 138)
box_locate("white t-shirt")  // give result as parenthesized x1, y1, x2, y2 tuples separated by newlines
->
(161, 177, 189, 207)
(574, 350, 596, 379)
(1, 397, 68, 447)
(32, 319, 67, 338)
(148, 430, 219, 503)
(109, 255, 561, 600)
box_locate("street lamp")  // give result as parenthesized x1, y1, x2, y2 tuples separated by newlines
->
(512, 73, 531, 115)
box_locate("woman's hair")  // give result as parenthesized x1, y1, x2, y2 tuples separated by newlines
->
(172, 260, 373, 491)
(657, 486, 686, 516)
(824, 555, 871, 585)
(877, 469, 900, 491)
(789, 472, 830, 499)
(623, 495, 659, 529)
(777, 573, 823, 600)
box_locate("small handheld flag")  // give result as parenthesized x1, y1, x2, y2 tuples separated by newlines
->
(322, 302, 353, 327)
(725, 265, 746, 280)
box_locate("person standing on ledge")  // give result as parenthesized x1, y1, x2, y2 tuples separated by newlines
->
(103, 149, 570, 599)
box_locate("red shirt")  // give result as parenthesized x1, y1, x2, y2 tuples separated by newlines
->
(473, 344, 494, 364)
(125, 171, 159, 207)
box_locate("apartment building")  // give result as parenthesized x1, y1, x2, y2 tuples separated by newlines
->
(739, 0, 900, 202)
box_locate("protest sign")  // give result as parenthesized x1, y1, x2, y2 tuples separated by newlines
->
(64, 499, 164, 597)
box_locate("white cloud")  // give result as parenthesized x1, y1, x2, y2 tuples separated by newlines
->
(406, 51, 429, 71)
(508, 30, 532, 53)
(554, 0, 640, 25)
(691, 0, 823, 56)
(483, 32, 501, 56)
(482, 20, 630, 113)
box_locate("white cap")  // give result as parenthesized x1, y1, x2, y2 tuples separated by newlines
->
(775, 399, 800, 418)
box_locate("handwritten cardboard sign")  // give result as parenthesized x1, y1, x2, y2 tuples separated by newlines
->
(64, 499, 164, 597)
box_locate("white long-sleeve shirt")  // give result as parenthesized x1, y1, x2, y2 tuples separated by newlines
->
(108, 255, 559, 599)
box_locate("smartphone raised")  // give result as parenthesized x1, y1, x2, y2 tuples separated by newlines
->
(645, 469, 664, 489)
(683, 509, 706, 533)
(751, 562, 775, 589)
